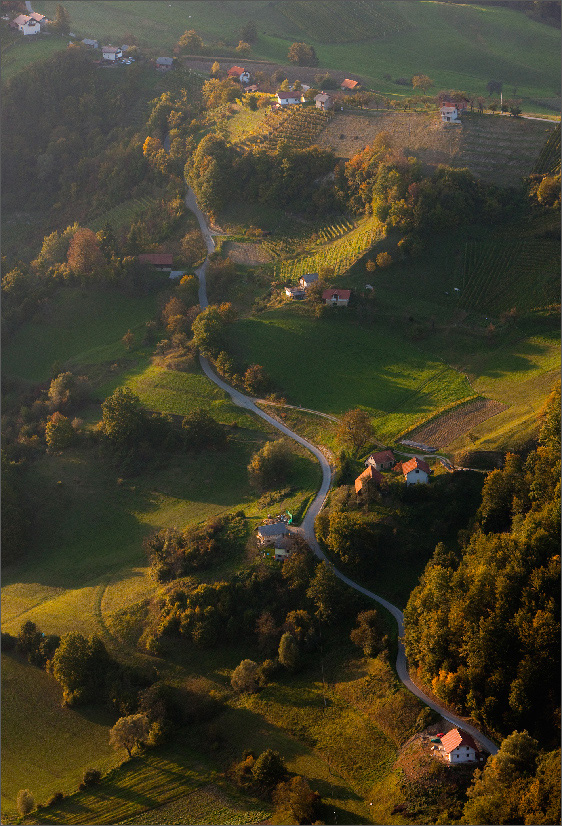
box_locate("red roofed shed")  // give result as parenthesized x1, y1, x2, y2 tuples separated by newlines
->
(366, 450, 395, 471)
(138, 253, 173, 270)
(323, 288, 351, 306)
(341, 78, 360, 91)
(355, 465, 384, 494)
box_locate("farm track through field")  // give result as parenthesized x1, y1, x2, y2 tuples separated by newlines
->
(184, 184, 499, 757)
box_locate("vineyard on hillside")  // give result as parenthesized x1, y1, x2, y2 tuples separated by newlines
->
(533, 123, 561, 174)
(458, 238, 561, 315)
(237, 106, 334, 153)
(276, 214, 384, 281)
(278, 0, 413, 43)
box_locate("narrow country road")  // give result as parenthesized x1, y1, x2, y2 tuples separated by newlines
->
(184, 186, 498, 756)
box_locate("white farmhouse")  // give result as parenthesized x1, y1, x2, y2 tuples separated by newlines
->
(277, 91, 304, 106)
(102, 46, 122, 61)
(439, 729, 478, 763)
(13, 14, 40, 34)
(402, 457, 430, 485)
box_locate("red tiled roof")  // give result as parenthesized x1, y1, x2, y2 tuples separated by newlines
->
(29, 11, 46, 21)
(138, 253, 173, 266)
(368, 450, 395, 465)
(440, 728, 478, 754)
(355, 466, 384, 493)
(341, 78, 359, 90)
(228, 66, 245, 75)
(402, 457, 430, 476)
(323, 288, 351, 300)
(14, 14, 33, 24)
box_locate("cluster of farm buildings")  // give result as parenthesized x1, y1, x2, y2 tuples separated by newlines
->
(285, 273, 351, 306)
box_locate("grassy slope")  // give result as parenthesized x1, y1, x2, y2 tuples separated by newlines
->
(0, 33, 69, 82)
(225, 306, 474, 441)
(1, 654, 121, 818)
(33, 0, 561, 105)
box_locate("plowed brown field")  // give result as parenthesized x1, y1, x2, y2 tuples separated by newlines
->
(405, 398, 507, 448)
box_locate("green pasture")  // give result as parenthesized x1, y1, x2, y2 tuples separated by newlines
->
(2, 287, 168, 384)
(33, 1, 561, 106)
(1, 34, 68, 83)
(225, 306, 473, 441)
(1, 654, 120, 820)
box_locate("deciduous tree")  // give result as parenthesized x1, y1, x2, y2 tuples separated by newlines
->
(109, 713, 150, 757)
(248, 439, 292, 491)
(337, 408, 373, 454)
(287, 42, 317, 66)
(231, 659, 259, 693)
(67, 228, 104, 277)
(45, 412, 74, 452)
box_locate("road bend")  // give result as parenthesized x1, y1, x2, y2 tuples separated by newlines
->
(185, 187, 498, 756)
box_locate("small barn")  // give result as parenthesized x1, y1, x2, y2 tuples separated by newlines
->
(366, 450, 395, 471)
(402, 457, 430, 485)
(323, 288, 351, 307)
(285, 287, 306, 300)
(227, 65, 245, 80)
(156, 57, 174, 71)
(341, 78, 360, 91)
(439, 729, 478, 763)
(137, 253, 173, 270)
(355, 465, 384, 494)
(315, 93, 334, 110)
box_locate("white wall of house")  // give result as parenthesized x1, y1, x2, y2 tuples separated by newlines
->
(405, 468, 428, 485)
(277, 95, 303, 105)
(441, 105, 459, 122)
(448, 747, 476, 763)
(19, 19, 40, 34)
(325, 295, 349, 306)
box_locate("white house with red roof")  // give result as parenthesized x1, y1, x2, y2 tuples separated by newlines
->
(439, 728, 478, 763)
(277, 91, 304, 106)
(13, 13, 40, 34)
(440, 97, 469, 123)
(102, 46, 123, 61)
(323, 288, 351, 306)
(402, 457, 430, 485)
(366, 449, 395, 471)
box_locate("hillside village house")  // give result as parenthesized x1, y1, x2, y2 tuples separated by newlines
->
(13, 14, 40, 34)
(156, 57, 174, 71)
(366, 450, 395, 471)
(285, 286, 306, 300)
(29, 11, 49, 28)
(438, 729, 478, 763)
(299, 273, 318, 290)
(341, 78, 360, 91)
(402, 457, 430, 485)
(256, 523, 289, 547)
(323, 288, 351, 306)
(227, 66, 249, 82)
(315, 93, 334, 110)
(137, 253, 173, 270)
(355, 465, 384, 494)
(102, 46, 122, 61)
(82, 38, 99, 49)
(440, 98, 469, 123)
(277, 91, 304, 106)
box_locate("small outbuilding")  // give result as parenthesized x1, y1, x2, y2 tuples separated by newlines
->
(285, 287, 306, 300)
(402, 457, 430, 485)
(439, 729, 478, 763)
(315, 93, 334, 110)
(156, 57, 174, 70)
(323, 288, 351, 307)
(366, 450, 395, 471)
(341, 78, 360, 91)
(137, 253, 173, 270)
(82, 38, 99, 49)
(102, 46, 122, 61)
(355, 465, 384, 494)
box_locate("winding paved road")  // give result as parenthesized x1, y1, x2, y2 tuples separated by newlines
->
(185, 186, 498, 756)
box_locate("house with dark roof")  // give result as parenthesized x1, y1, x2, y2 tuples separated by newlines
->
(156, 57, 174, 70)
(355, 465, 384, 495)
(285, 286, 306, 300)
(402, 457, 430, 485)
(257, 523, 290, 547)
(439, 729, 478, 763)
(323, 288, 351, 306)
(82, 38, 99, 49)
(137, 253, 173, 270)
(366, 450, 395, 471)
(299, 273, 318, 290)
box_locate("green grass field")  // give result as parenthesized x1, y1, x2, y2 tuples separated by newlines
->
(2, 287, 168, 385)
(1, 33, 69, 82)
(1, 654, 121, 819)
(225, 305, 474, 441)
(32, 1, 561, 107)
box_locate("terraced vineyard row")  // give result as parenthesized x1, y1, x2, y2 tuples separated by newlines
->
(279, 0, 412, 43)
(459, 238, 561, 314)
(532, 123, 561, 174)
(238, 106, 333, 153)
(276, 215, 384, 281)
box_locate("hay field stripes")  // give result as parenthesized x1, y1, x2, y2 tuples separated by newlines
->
(276, 214, 384, 281)
(278, 0, 413, 43)
(532, 122, 561, 174)
(459, 238, 561, 314)
(403, 397, 508, 449)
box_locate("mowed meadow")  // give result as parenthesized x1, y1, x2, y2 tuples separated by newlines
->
(32, 0, 561, 106)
